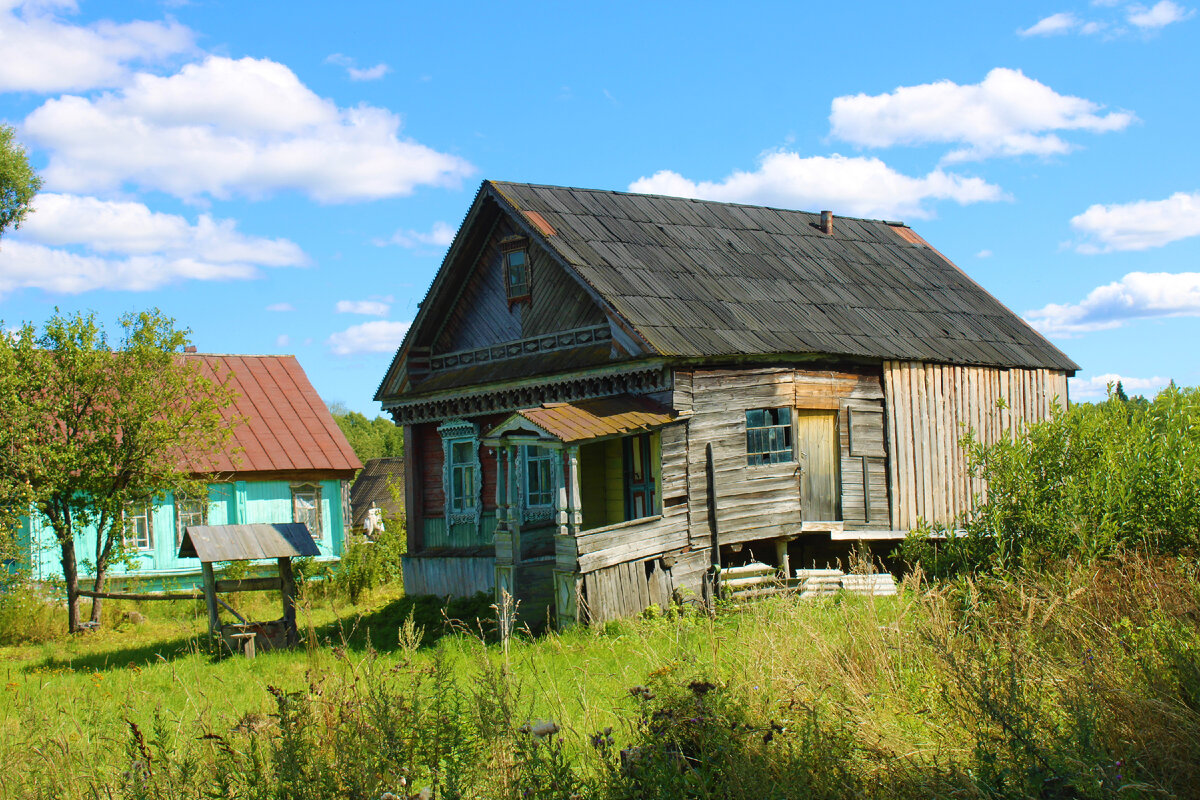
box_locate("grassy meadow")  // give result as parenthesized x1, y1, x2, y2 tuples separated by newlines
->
(2, 552, 1199, 799)
(4, 388, 1200, 798)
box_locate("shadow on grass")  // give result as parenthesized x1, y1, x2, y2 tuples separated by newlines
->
(23, 630, 212, 673)
(22, 592, 508, 673)
(310, 591, 499, 653)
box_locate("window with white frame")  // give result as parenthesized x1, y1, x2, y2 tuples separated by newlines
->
(439, 420, 481, 525)
(523, 445, 555, 511)
(746, 407, 794, 465)
(175, 493, 207, 545)
(292, 483, 322, 538)
(124, 503, 153, 551)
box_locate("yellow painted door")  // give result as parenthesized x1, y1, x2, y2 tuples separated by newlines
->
(795, 410, 839, 521)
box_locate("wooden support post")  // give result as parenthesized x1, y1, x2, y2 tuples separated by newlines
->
(553, 569, 584, 628)
(554, 448, 568, 538)
(704, 443, 721, 607)
(506, 444, 521, 566)
(201, 561, 220, 642)
(775, 538, 791, 580)
(566, 446, 582, 536)
(278, 557, 297, 647)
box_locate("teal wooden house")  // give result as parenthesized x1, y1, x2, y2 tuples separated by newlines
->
(19, 354, 362, 586)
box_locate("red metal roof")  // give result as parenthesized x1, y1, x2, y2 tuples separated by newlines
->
(184, 354, 361, 477)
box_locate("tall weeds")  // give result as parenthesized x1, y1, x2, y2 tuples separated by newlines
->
(4, 551, 1198, 799)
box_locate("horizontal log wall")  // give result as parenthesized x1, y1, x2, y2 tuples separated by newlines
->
(686, 367, 884, 547)
(883, 361, 1069, 530)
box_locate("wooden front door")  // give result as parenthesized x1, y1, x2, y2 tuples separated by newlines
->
(622, 433, 655, 521)
(795, 410, 839, 521)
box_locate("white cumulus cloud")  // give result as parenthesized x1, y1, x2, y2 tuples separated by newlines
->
(327, 320, 411, 356)
(1128, 1, 1194, 28)
(1069, 373, 1172, 401)
(266, 302, 295, 312)
(325, 53, 391, 81)
(0, 192, 307, 295)
(1025, 271, 1200, 335)
(377, 220, 456, 248)
(629, 152, 1005, 220)
(21, 55, 475, 202)
(1071, 191, 1200, 252)
(336, 299, 391, 316)
(0, 0, 194, 92)
(1019, 12, 1082, 36)
(829, 68, 1135, 162)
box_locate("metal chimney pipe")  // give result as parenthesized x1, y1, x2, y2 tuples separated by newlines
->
(820, 210, 833, 235)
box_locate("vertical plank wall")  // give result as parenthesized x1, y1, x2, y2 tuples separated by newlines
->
(883, 362, 1069, 530)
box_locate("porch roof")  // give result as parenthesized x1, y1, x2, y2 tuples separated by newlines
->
(486, 394, 678, 443)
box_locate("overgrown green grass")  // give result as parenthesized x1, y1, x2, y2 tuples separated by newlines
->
(3, 551, 1198, 799)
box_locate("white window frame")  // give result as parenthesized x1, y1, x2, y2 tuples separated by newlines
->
(520, 444, 556, 524)
(439, 419, 482, 526)
(174, 492, 208, 545)
(291, 483, 322, 539)
(123, 503, 154, 551)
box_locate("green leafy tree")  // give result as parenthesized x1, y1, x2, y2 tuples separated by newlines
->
(0, 310, 239, 632)
(0, 125, 41, 237)
(328, 401, 404, 462)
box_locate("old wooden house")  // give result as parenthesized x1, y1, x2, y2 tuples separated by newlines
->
(376, 181, 1077, 624)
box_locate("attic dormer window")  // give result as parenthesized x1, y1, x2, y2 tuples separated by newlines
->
(501, 237, 530, 304)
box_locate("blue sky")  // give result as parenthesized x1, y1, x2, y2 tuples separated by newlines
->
(1, 0, 1197, 413)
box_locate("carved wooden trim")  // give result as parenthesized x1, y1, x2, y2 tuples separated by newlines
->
(386, 365, 671, 425)
(428, 324, 612, 372)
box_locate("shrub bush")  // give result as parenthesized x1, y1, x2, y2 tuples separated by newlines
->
(900, 385, 1200, 575)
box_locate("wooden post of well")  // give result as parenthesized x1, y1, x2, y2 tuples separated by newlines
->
(201, 561, 220, 642)
(278, 557, 297, 647)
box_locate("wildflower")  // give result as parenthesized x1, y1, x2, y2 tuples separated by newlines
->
(628, 685, 654, 701)
(590, 727, 614, 750)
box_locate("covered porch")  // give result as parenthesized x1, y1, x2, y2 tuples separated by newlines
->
(483, 394, 681, 627)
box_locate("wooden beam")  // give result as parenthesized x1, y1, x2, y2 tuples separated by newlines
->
(76, 589, 201, 601)
(214, 577, 282, 594)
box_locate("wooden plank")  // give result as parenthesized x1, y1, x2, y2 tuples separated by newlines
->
(76, 589, 202, 601)
(921, 362, 935, 524)
(896, 363, 913, 530)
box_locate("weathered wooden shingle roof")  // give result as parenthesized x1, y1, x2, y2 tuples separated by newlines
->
(487, 181, 1077, 372)
(178, 523, 321, 561)
(349, 458, 405, 529)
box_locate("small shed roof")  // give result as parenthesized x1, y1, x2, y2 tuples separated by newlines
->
(178, 523, 321, 562)
(487, 394, 678, 443)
